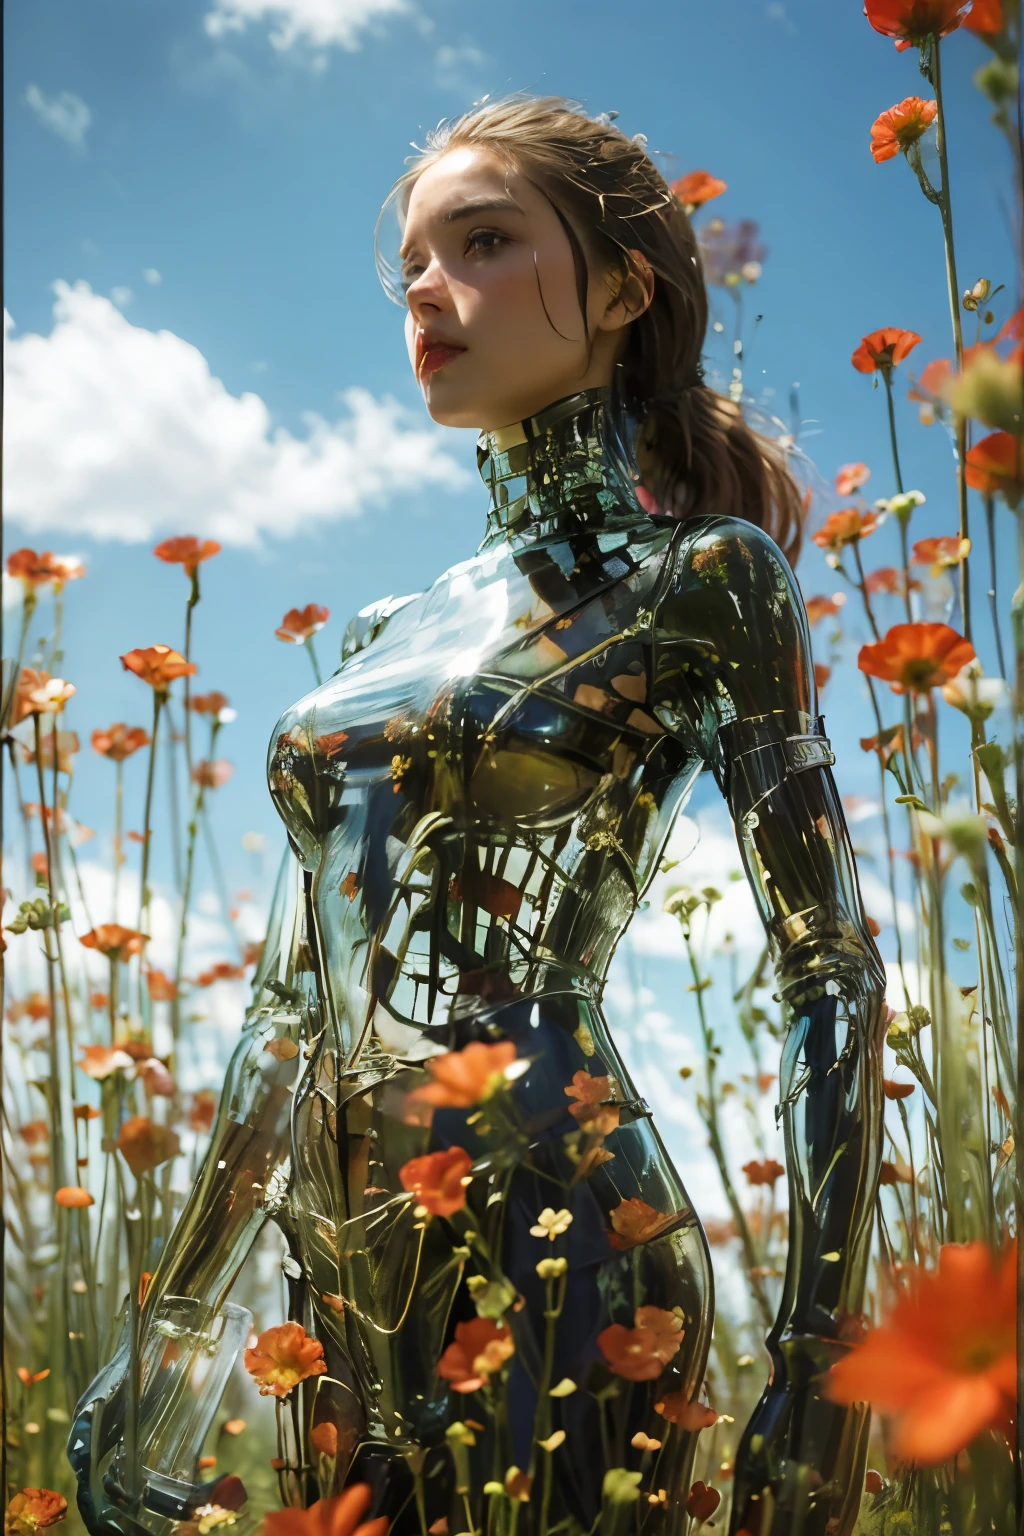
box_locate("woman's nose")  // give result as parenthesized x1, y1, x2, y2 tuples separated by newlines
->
(405, 258, 449, 315)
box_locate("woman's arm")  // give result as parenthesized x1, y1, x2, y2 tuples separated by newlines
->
(652, 516, 886, 1535)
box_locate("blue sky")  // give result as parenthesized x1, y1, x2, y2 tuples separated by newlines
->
(4, 0, 1016, 920)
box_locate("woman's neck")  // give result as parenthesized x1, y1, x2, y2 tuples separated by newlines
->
(476, 386, 647, 548)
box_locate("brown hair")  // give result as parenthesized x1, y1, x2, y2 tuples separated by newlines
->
(376, 94, 805, 565)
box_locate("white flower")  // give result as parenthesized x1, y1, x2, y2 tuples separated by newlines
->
(529, 1207, 573, 1242)
(941, 662, 1009, 722)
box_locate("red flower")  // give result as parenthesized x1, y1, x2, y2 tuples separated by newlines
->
(244, 1322, 326, 1398)
(870, 97, 938, 162)
(858, 622, 976, 693)
(598, 1305, 684, 1381)
(408, 1041, 517, 1109)
(190, 691, 230, 716)
(5, 1488, 68, 1534)
(742, 1157, 786, 1187)
(865, 566, 909, 596)
(399, 1146, 473, 1217)
(686, 1482, 721, 1521)
(834, 462, 870, 496)
(824, 1239, 1015, 1464)
(884, 1077, 916, 1100)
(54, 1186, 94, 1209)
(864, 0, 971, 49)
(564, 1071, 619, 1135)
(262, 1485, 388, 1536)
(276, 605, 329, 643)
(153, 537, 222, 576)
(192, 759, 234, 789)
(145, 969, 177, 1002)
(805, 593, 846, 626)
(965, 431, 1024, 507)
(606, 1198, 680, 1250)
(116, 1117, 181, 1176)
(197, 961, 246, 986)
(6, 550, 61, 589)
(189, 1089, 217, 1133)
(120, 645, 197, 693)
(911, 536, 971, 574)
(437, 1318, 514, 1392)
(80, 924, 149, 960)
(963, 0, 1003, 31)
(654, 1391, 718, 1429)
(812, 509, 882, 553)
(671, 171, 727, 210)
(852, 327, 922, 373)
(91, 723, 150, 761)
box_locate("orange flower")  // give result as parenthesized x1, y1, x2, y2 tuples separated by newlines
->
(965, 431, 1024, 507)
(911, 536, 971, 574)
(7, 550, 60, 588)
(7, 993, 51, 1022)
(192, 759, 234, 789)
(21, 729, 79, 775)
(437, 1317, 515, 1392)
(54, 1186, 94, 1209)
(864, 0, 971, 49)
(883, 1078, 916, 1100)
(654, 1392, 718, 1430)
(262, 1485, 387, 1536)
(80, 924, 149, 959)
(91, 723, 150, 761)
(907, 357, 953, 423)
(880, 1157, 915, 1186)
(78, 1045, 133, 1080)
(834, 462, 870, 496)
(276, 605, 329, 643)
(606, 1197, 679, 1250)
(742, 1157, 786, 1187)
(197, 961, 246, 986)
(870, 97, 937, 163)
(671, 171, 727, 210)
(864, 566, 907, 596)
(244, 1322, 326, 1398)
(189, 1089, 217, 1133)
(851, 327, 922, 374)
(120, 644, 197, 693)
(18, 1122, 49, 1147)
(153, 537, 222, 575)
(190, 691, 230, 716)
(116, 1117, 181, 1176)
(816, 663, 830, 690)
(564, 1071, 619, 1135)
(598, 1305, 684, 1381)
(310, 1421, 338, 1457)
(146, 969, 177, 1001)
(824, 1239, 1016, 1465)
(16, 1367, 51, 1387)
(399, 1146, 473, 1216)
(963, 0, 1003, 31)
(12, 670, 76, 722)
(805, 594, 846, 627)
(811, 509, 882, 553)
(5, 1488, 68, 1533)
(858, 622, 976, 694)
(686, 1482, 721, 1521)
(408, 1040, 517, 1109)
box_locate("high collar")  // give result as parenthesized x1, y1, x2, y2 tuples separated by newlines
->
(476, 387, 646, 548)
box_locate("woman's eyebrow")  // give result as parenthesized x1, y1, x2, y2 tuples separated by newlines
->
(400, 196, 524, 259)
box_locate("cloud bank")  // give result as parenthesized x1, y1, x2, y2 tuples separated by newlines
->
(4, 281, 469, 546)
(25, 86, 92, 147)
(204, 0, 410, 52)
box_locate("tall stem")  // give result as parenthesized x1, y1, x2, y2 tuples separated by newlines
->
(114, 760, 124, 925)
(1012, 513, 1024, 1512)
(183, 571, 199, 779)
(136, 692, 164, 1024)
(306, 636, 323, 687)
(882, 369, 905, 497)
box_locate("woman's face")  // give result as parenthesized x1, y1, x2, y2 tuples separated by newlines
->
(399, 145, 647, 431)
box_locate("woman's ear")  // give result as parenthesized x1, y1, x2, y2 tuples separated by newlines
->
(597, 249, 655, 334)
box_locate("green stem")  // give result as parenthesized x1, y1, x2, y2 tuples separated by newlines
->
(882, 369, 905, 496)
(136, 692, 164, 1023)
(183, 571, 199, 779)
(305, 635, 323, 687)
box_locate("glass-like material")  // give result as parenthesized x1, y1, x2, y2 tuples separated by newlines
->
(71, 388, 886, 1536)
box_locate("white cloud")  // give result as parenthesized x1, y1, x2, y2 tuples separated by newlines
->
(434, 42, 487, 91)
(142, 268, 162, 286)
(204, 0, 410, 52)
(110, 286, 133, 308)
(25, 85, 92, 147)
(4, 281, 469, 546)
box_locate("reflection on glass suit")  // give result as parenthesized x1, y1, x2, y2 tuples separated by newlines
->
(70, 388, 886, 1536)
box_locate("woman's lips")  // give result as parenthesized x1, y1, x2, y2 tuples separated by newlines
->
(419, 344, 466, 379)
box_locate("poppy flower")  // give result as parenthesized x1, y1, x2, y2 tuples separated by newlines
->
(864, 0, 971, 48)
(190, 1090, 217, 1133)
(965, 431, 1024, 507)
(408, 1040, 518, 1109)
(437, 1317, 515, 1392)
(146, 970, 177, 1002)
(911, 536, 971, 574)
(121, 644, 197, 693)
(606, 1197, 680, 1250)
(686, 1482, 721, 1521)
(883, 1077, 916, 1099)
(244, 1322, 327, 1398)
(18, 1122, 49, 1147)
(196, 961, 246, 986)
(908, 357, 954, 424)
(399, 1146, 473, 1217)
(670, 171, 727, 210)
(262, 1485, 388, 1536)
(78, 1045, 134, 1081)
(963, 0, 1002, 30)
(742, 1157, 786, 1187)
(864, 566, 909, 596)
(54, 1186, 94, 1209)
(190, 691, 231, 716)
(654, 1391, 718, 1429)
(79, 924, 149, 960)
(824, 1238, 1016, 1464)
(5, 1488, 68, 1534)
(192, 759, 234, 789)
(834, 462, 871, 496)
(598, 1305, 684, 1381)
(91, 723, 151, 761)
(804, 594, 846, 626)
(858, 622, 976, 693)
(276, 605, 330, 643)
(852, 328, 922, 374)
(12, 670, 76, 723)
(564, 1071, 620, 1135)
(16, 1367, 51, 1387)
(116, 1116, 181, 1176)
(870, 97, 938, 162)
(811, 509, 883, 553)
(153, 537, 222, 576)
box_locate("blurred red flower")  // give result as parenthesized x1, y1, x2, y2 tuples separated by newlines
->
(399, 1146, 473, 1217)
(858, 622, 976, 693)
(834, 462, 870, 496)
(812, 509, 882, 552)
(965, 431, 1024, 507)
(192, 759, 234, 789)
(121, 645, 197, 693)
(864, 0, 971, 49)
(437, 1318, 514, 1392)
(963, 0, 1003, 31)
(852, 327, 922, 372)
(91, 723, 151, 761)
(153, 537, 222, 575)
(190, 691, 230, 716)
(276, 605, 330, 643)
(262, 1485, 387, 1536)
(80, 925, 149, 960)
(671, 170, 727, 209)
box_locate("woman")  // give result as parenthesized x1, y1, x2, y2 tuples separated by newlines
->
(71, 97, 886, 1536)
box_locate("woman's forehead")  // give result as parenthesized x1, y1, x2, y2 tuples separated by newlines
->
(402, 148, 542, 231)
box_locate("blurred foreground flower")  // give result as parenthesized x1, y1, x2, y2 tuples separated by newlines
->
(408, 1040, 518, 1108)
(863, 0, 971, 50)
(13, 671, 76, 723)
(870, 96, 937, 162)
(824, 1238, 1015, 1464)
(244, 1322, 326, 1398)
(965, 431, 1024, 508)
(437, 1318, 514, 1392)
(91, 723, 150, 760)
(276, 605, 329, 643)
(192, 760, 234, 789)
(5, 1488, 67, 1533)
(834, 462, 871, 496)
(812, 509, 883, 553)
(261, 1484, 388, 1536)
(153, 537, 222, 576)
(858, 622, 975, 693)
(599, 1307, 684, 1381)
(79, 925, 149, 960)
(671, 170, 727, 211)
(399, 1147, 473, 1217)
(116, 1117, 181, 1176)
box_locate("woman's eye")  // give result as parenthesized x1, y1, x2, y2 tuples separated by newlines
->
(466, 229, 507, 256)
(400, 266, 423, 292)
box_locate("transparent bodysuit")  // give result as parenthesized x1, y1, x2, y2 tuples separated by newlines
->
(70, 389, 886, 1536)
